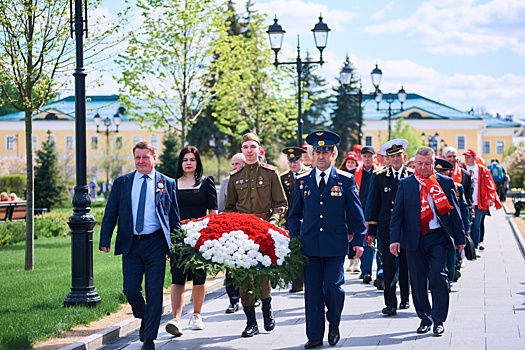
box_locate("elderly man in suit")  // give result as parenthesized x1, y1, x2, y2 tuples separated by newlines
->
(390, 147, 465, 336)
(99, 141, 181, 350)
(288, 130, 367, 349)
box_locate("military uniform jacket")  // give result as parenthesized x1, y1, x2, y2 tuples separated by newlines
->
(287, 167, 367, 257)
(368, 165, 413, 240)
(280, 167, 308, 224)
(225, 162, 288, 222)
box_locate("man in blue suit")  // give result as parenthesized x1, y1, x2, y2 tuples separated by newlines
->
(100, 141, 181, 350)
(288, 130, 367, 349)
(390, 147, 465, 336)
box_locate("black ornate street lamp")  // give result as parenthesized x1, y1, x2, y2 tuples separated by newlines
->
(340, 63, 363, 144)
(64, 0, 101, 307)
(267, 15, 330, 146)
(370, 64, 407, 140)
(93, 112, 121, 199)
(421, 131, 440, 152)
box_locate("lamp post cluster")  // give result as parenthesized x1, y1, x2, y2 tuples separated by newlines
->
(370, 64, 407, 140)
(267, 16, 330, 147)
(93, 111, 121, 199)
(421, 132, 446, 155)
(339, 64, 363, 145)
(65, 0, 101, 307)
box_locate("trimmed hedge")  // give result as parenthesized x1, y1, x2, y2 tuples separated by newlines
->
(0, 174, 26, 197)
(0, 207, 107, 246)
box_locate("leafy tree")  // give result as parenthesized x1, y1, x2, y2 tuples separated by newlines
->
(301, 53, 329, 134)
(0, 0, 129, 269)
(157, 132, 180, 178)
(117, 0, 229, 146)
(34, 131, 68, 210)
(502, 146, 525, 189)
(210, 9, 296, 146)
(330, 57, 361, 159)
(391, 118, 425, 158)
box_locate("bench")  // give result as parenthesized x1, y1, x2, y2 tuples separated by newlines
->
(507, 190, 525, 217)
(0, 201, 28, 221)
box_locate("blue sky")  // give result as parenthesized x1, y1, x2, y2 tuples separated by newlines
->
(93, 0, 525, 119)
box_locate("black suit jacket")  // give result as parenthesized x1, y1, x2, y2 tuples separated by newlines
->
(368, 166, 413, 240)
(390, 173, 466, 251)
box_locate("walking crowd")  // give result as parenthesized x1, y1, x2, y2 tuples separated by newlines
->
(98, 130, 503, 350)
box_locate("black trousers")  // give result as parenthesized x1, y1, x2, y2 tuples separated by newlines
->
(225, 271, 240, 304)
(380, 237, 410, 308)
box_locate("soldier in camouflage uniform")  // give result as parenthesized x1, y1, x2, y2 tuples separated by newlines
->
(225, 132, 288, 338)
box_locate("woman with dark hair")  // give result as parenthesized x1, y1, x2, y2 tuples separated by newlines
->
(339, 151, 359, 172)
(165, 146, 218, 337)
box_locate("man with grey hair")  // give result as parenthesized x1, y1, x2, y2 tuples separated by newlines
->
(443, 146, 472, 212)
(390, 146, 465, 336)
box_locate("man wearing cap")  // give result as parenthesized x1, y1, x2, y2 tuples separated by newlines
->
(225, 132, 288, 338)
(368, 139, 411, 315)
(288, 130, 366, 349)
(463, 149, 501, 251)
(390, 147, 465, 336)
(350, 146, 378, 284)
(280, 146, 309, 293)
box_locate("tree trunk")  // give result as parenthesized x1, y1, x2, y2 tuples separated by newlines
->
(24, 108, 34, 270)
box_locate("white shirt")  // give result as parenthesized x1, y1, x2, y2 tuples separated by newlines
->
(466, 165, 479, 206)
(132, 170, 161, 235)
(315, 166, 333, 187)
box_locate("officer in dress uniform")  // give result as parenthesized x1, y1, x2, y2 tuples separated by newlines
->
(225, 132, 288, 338)
(280, 147, 308, 293)
(288, 130, 367, 349)
(368, 139, 412, 316)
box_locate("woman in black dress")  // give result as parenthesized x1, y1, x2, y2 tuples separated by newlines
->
(165, 146, 218, 337)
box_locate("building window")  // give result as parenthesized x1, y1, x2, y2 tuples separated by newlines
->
(150, 134, 159, 149)
(6, 136, 16, 151)
(32, 135, 39, 151)
(132, 135, 141, 145)
(456, 135, 465, 150)
(47, 135, 57, 144)
(66, 136, 74, 151)
(364, 135, 373, 147)
(483, 141, 490, 154)
(115, 136, 123, 149)
(90, 136, 99, 150)
(496, 141, 504, 154)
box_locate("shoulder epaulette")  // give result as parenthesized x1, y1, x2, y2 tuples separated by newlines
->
(260, 163, 278, 171)
(297, 170, 311, 179)
(280, 170, 291, 177)
(230, 168, 242, 176)
(374, 167, 388, 175)
(336, 169, 352, 178)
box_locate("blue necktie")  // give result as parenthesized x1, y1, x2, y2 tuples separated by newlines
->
(136, 175, 148, 233)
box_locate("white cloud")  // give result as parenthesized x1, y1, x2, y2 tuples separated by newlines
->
(363, 0, 525, 56)
(371, 1, 396, 21)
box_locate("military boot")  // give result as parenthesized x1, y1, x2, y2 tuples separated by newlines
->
(241, 306, 259, 337)
(261, 297, 276, 331)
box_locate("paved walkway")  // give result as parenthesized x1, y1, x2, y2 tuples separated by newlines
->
(67, 207, 525, 349)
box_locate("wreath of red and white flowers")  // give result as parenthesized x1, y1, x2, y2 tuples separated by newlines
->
(182, 212, 291, 268)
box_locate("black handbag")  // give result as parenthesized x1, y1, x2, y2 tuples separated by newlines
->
(464, 235, 476, 261)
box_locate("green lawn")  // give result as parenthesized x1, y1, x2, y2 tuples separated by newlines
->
(0, 228, 171, 350)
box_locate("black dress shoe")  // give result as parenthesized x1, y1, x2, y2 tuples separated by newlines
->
(416, 323, 431, 334)
(304, 340, 323, 349)
(363, 274, 372, 284)
(226, 303, 239, 313)
(254, 299, 261, 307)
(139, 319, 145, 342)
(381, 306, 397, 316)
(141, 339, 155, 350)
(374, 277, 385, 290)
(328, 327, 340, 346)
(399, 302, 410, 309)
(433, 323, 444, 335)
(289, 288, 303, 293)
